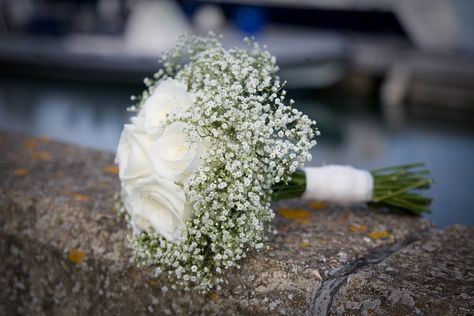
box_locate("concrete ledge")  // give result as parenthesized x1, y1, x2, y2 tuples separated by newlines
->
(331, 225, 474, 315)
(0, 131, 471, 315)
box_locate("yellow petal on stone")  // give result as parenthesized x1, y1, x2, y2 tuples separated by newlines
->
(74, 194, 90, 202)
(210, 292, 217, 301)
(147, 279, 160, 287)
(31, 151, 51, 161)
(369, 230, 390, 240)
(24, 139, 38, 150)
(38, 136, 51, 143)
(68, 249, 86, 265)
(308, 201, 327, 209)
(99, 181, 110, 188)
(103, 165, 119, 175)
(279, 208, 312, 225)
(350, 224, 368, 233)
(299, 242, 311, 249)
(14, 168, 28, 177)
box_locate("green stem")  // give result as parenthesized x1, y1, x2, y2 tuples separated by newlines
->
(373, 179, 432, 203)
(271, 169, 306, 201)
(370, 163, 432, 214)
(371, 162, 425, 173)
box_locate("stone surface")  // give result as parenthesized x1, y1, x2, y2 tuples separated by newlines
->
(0, 131, 469, 315)
(331, 225, 474, 316)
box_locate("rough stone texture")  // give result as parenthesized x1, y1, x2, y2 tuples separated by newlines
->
(0, 130, 469, 315)
(331, 225, 474, 316)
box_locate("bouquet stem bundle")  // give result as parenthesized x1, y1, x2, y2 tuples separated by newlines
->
(273, 163, 433, 215)
(370, 163, 433, 215)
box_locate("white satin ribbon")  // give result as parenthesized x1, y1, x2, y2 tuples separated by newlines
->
(302, 165, 374, 205)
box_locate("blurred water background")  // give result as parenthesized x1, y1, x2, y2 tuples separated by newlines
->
(0, 0, 473, 227)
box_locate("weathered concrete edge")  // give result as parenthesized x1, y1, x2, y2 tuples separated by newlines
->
(0, 190, 321, 315)
(0, 130, 440, 315)
(306, 228, 435, 316)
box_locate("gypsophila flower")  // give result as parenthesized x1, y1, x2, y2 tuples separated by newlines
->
(118, 33, 318, 292)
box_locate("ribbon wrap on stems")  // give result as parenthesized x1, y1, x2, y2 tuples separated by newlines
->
(302, 165, 374, 205)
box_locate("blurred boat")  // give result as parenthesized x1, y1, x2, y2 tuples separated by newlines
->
(0, 0, 473, 119)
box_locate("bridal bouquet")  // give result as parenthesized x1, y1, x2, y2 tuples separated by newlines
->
(115, 34, 432, 292)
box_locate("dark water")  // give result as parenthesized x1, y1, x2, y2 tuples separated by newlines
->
(1, 76, 473, 228)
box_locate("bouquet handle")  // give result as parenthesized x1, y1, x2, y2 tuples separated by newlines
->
(273, 163, 433, 215)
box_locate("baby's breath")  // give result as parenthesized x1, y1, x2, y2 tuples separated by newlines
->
(126, 34, 317, 292)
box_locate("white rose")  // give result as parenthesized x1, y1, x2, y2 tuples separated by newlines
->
(115, 79, 203, 243)
(139, 79, 193, 134)
(150, 121, 206, 181)
(115, 117, 154, 181)
(121, 177, 191, 243)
